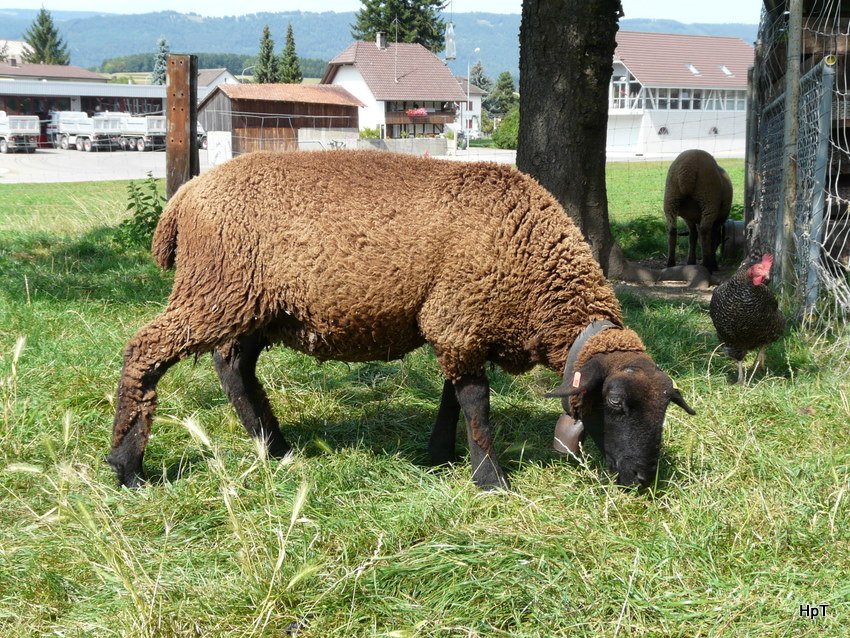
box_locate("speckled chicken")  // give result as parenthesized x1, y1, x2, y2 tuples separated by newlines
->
(709, 253, 786, 383)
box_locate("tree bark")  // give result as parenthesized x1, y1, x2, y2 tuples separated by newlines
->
(517, 0, 626, 277)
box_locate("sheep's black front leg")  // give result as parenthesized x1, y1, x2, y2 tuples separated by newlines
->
(703, 218, 723, 272)
(666, 225, 678, 267)
(213, 333, 290, 457)
(453, 375, 509, 490)
(429, 379, 461, 465)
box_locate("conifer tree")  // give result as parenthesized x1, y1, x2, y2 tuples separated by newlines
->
(351, 0, 447, 52)
(469, 61, 493, 94)
(22, 8, 70, 65)
(279, 23, 303, 84)
(484, 71, 518, 117)
(150, 37, 169, 85)
(255, 25, 279, 83)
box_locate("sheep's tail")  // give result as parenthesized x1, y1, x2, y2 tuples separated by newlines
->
(151, 188, 186, 270)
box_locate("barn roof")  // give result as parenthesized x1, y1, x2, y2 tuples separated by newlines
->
(322, 41, 467, 102)
(204, 83, 364, 108)
(615, 32, 754, 89)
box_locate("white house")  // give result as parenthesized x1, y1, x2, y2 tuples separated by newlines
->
(454, 76, 486, 138)
(608, 32, 754, 159)
(0, 39, 32, 66)
(197, 67, 239, 99)
(321, 34, 467, 139)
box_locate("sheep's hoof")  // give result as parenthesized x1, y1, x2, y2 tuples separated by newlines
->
(473, 467, 510, 491)
(105, 454, 145, 489)
(267, 438, 292, 459)
(120, 472, 146, 489)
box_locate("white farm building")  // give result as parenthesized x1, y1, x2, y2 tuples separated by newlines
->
(608, 32, 755, 159)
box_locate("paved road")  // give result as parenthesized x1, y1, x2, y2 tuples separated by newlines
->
(0, 147, 213, 184)
(0, 146, 517, 184)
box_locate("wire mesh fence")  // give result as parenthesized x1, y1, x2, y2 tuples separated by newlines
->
(750, 0, 850, 352)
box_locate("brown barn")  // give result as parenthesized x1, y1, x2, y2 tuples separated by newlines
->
(198, 83, 363, 154)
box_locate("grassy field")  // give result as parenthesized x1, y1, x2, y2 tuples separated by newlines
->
(1, 164, 847, 637)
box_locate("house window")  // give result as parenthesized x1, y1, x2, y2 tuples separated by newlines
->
(692, 89, 702, 110)
(709, 126, 719, 135)
(657, 88, 669, 110)
(468, 101, 473, 110)
(670, 89, 680, 110)
(658, 126, 669, 135)
(467, 118, 473, 129)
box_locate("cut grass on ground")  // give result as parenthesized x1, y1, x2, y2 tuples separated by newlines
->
(0, 166, 847, 637)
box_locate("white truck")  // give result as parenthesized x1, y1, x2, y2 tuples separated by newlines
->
(0, 111, 40, 153)
(48, 111, 122, 151)
(119, 114, 166, 151)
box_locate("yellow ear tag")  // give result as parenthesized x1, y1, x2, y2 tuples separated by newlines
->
(572, 371, 581, 388)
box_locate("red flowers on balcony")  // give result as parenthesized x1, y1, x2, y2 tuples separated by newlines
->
(405, 107, 429, 117)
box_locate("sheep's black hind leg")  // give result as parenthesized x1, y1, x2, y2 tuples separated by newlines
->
(686, 220, 699, 265)
(454, 375, 509, 490)
(429, 379, 461, 465)
(213, 333, 290, 458)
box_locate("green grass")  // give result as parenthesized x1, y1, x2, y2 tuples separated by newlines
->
(1, 169, 848, 637)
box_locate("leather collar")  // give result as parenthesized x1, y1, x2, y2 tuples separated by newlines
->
(562, 319, 616, 384)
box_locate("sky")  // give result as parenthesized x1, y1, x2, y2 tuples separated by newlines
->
(2, 0, 764, 24)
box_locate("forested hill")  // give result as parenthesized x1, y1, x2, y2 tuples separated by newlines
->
(0, 8, 757, 78)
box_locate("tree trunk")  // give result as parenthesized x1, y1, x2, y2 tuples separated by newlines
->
(517, 0, 626, 277)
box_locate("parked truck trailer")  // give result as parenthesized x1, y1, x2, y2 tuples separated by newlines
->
(119, 114, 166, 151)
(0, 111, 39, 153)
(48, 111, 122, 151)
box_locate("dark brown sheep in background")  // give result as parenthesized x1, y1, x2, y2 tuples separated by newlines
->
(108, 150, 695, 491)
(665, 149, 733, 272)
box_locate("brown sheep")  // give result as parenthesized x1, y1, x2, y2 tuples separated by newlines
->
(108, 150, 695, 491)
(664, 149, 733, 272)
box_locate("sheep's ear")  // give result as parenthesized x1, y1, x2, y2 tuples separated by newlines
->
(545, 357, 606, 399)
(669, 388, 696, 415)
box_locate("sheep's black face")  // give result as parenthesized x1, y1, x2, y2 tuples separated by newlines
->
(548, 353, 695, 488)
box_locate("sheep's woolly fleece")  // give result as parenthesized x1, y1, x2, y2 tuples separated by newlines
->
(573, 329, 646, 371)
(663, 149, 732, 227)
(151, 150, 635, 382)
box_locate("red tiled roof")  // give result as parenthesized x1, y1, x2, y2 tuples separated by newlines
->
(0, 62, 107, 82)
(322, 41, 467, 102)
(211, 83, 364, 107)
(615, 32, 754, 89)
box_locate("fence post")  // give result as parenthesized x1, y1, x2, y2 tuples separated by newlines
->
(804, 56, 836, 313)
(778, 0, 803, 289)
(745, 65, 757, 233)
(166, 54, 199, 199)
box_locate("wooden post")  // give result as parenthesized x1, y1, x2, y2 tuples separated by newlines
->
(166, 54, 199, 199)
(744, 65, 756, 237)
(779, 0, 803, 289)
